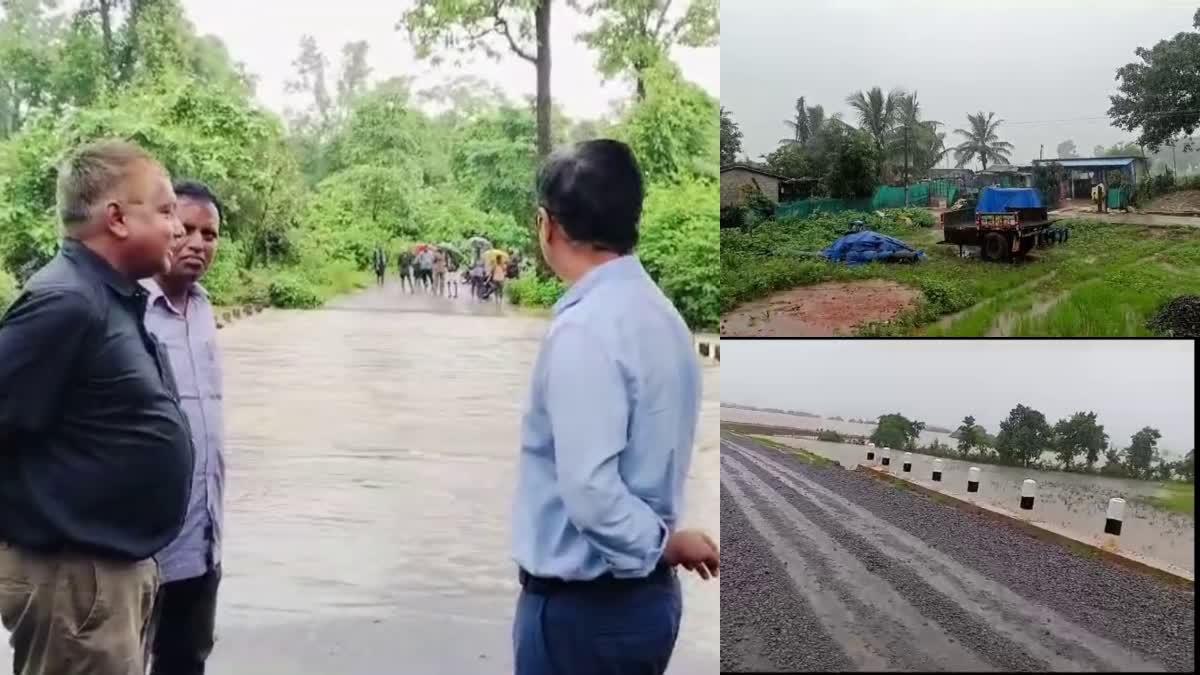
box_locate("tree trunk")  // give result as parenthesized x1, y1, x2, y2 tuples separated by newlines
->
(530, 0, 553, 280)
(534, 0, 552, 160)
(99, 0, 114, 81)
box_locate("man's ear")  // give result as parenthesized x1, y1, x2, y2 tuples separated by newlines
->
(104, 202, 130, 240)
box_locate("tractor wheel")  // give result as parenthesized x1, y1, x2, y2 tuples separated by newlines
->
(981, 232, 1010, 262)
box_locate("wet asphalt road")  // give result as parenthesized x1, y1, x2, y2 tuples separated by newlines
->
(720, 433, 1195, 673)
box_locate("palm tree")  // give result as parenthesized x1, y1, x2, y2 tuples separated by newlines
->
(846, 86, 905, 178)
(780, 98, 839, 147)
(953, 111, 1014, 170)
(886, 92, 946, 183)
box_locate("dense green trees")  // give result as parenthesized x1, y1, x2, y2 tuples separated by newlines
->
(869, 413, 925, 450)
(1109, 8, 1200, 151)
(0, 0, 719, 327)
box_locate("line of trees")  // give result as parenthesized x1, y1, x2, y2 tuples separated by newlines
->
(868, 406, 1193, 482)
(721, 89, 1015, 201)
(1, 0, 722, 328)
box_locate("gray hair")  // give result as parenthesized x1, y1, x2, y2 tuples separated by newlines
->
(56, 139, 157, 231)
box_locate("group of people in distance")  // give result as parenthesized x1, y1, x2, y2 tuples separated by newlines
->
(373, 242, 520, 303)
(0, 137, 717, 675)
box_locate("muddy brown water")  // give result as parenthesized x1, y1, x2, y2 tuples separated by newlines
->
(723, 422, 1193, 573)
(721, 279, 919, 337)
(2, 282, 720, 674)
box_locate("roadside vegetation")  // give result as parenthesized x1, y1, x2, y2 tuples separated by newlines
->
(865, 408, 1194, 488)
(0, 1, 719, 329)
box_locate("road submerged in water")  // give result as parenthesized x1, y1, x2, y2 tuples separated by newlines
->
(720, 433, 1195, 673)
(2, 281, 719, 674)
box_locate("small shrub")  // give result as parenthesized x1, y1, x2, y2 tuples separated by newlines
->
(506, 275, 566, 307)
(267, 273, 321, 308)
(919, 278, 976, 314)
(817, 429, 843, 442)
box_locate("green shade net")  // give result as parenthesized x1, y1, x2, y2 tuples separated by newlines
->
(777, 180, 960, 218)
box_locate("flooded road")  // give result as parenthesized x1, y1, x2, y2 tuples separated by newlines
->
(720, 434, 1195, 672)
(2, 282, 719, 674)
(721, 407, 1195, 573)
(721, 406, 958, 446)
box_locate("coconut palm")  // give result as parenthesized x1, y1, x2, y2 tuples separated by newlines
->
(780, 97, 840, 147)
(953, 111, 1014, 170)
(846, 86, 906, 178)
(886, 92, 947, 181)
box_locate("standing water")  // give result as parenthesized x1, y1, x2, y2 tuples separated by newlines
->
(1, 283, 719, 674)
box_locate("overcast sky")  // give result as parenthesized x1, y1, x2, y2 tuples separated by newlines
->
(178, 0, 718, 121)
(721, 340, 1195, 454)
(722, 0, 1197, 166)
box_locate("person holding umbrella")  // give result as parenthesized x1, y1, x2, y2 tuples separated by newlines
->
(432, 246, 448, 297)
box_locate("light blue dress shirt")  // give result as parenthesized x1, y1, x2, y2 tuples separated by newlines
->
(512, 255, 701, 580)
(141, 278, 225, 584)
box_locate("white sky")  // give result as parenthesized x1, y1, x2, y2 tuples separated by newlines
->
(722, 0, 1197, 165)
(721, 340, 1196, 455)
(180, 0, 719, 121)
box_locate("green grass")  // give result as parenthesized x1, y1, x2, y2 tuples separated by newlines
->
(1136, 482, 1195, 516)
(723, 214, 1200, 336)
(745, 434, 843, 468)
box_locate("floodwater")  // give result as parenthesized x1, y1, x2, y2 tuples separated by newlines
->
(1, 282, 720, 674)
(754, 435, 1195, 574)
(721, 406, 958, 446)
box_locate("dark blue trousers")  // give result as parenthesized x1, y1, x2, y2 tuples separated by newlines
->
(513, 573, 682, 675)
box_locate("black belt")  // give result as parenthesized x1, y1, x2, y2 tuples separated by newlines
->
(518, 563, 674, 594)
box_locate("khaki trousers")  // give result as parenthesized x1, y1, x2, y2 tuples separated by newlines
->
(0, 541, 158, 675)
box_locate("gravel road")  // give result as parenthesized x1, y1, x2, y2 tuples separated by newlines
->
(720, 433, 1195, 672)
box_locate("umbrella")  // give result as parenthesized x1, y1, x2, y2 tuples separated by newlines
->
(467, 236, 492, 252)
(412, 243, 432, 253)
(484, 249, 510, 267)
(438, 243, 464, 264)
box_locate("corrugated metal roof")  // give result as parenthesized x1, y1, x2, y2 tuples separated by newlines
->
(1032, 157, 1142, 168)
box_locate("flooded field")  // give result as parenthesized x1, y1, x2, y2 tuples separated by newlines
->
(721, 405, 958, 446)
(755, 435, 1194, 573)
(2, 283, 719, 674)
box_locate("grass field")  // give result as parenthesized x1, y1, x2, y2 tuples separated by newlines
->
(744, 434, 843, 468)
(1136, 482, 1195, 516)
(722, 211, 1200, 336)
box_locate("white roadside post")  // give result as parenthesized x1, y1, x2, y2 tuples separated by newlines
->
(932, 459, 943, 482)
(1104, 497, 1126, 535)
(866, 448, 875, 462)
(902, 452, 912, 472)
(882, 450, 891, 468)
(1020, 479, 1037, 510)
(1102, 497, 1125, 550)
(967, 466, 981, 493)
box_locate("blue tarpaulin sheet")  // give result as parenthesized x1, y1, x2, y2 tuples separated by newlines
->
(821, 231, 926, 266)
(976, 187, 1043, 213)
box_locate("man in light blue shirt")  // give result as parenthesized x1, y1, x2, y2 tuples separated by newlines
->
(141, 180, 226, 675)
(512, 139, 719, 675)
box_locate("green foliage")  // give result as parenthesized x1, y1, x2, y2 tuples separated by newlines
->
(1052, 411, 1108, 470)
(506, 275, 566, 307)
(996, 404, 1052, 468)
(954, 415, 987, 456)
(1056, 139, 1079, 159)
(817, 429, 843, 442)
(1126, 426, 1162, 479)
(1108, 10, 1200, 150)
(616, 60, 718, 183)
(720, 106, 741, 164)
(826, 126, 878, 198)
(638, 178, 718, 328)
(571, 0, 718, 97)
(952, 111, 1013, 170)
(267, 272, 322, 309)
(0, 265, 16, 311)
(870, 413, 925, 450)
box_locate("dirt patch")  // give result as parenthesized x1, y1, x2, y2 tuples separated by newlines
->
(1144, 190, 1200, 215)
(721, 280, 920, 336)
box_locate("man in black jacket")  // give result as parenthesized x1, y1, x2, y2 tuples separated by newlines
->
(0, 139, 194, 675)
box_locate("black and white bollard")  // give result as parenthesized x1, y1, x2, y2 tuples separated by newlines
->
(867, 450, 875, 461)
(931, 459, 943, 482)
(1020, 479, 1037, 510)
(967, 466, 980, 493)
(881, 451, 891, 467)
(1104, 497, 1125, 535)
(902, 452, 912, 472)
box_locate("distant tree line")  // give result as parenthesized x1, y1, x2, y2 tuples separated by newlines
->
(868, 406, 1193, 482)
